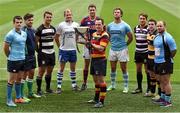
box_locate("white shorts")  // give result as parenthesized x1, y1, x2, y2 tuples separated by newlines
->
(109, 48, 129, 62)
(83, 46, 91, 59)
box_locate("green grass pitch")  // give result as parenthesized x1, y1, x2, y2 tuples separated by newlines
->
(0, 0, 179, 112)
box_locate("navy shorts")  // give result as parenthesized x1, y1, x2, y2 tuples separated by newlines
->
(147, 58, 154, 71)
(7, 60, 25, 73)
(59, 49, 77, 63)
(90, 57, 107, 76)
(38, 52, 55, 67)
(24, 55, 36, 71)
(154, 61, 173, 75)
(134, 52, 148, 63)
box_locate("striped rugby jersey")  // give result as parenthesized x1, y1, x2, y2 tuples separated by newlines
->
(36, 24, 56, 54)
(147, 30, 157, 59)
(91, 31, 109, 58)
(134, 25, 148, 53)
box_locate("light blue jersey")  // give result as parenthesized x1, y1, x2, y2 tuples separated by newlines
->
(4, 28, 27, 61)
(154, 31, 176, 63)
(107, 21, 132, 51)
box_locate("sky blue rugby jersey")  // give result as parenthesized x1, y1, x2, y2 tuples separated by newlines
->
(154, 31, 177, 63)
(107, 21, 132, 51)
(4, 28, 27, 61)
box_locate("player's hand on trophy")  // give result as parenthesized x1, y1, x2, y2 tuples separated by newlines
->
(85, 41, 91, 48)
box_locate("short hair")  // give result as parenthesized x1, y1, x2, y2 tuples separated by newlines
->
(158, 20, 166, 27)
(43, 11, 52, 18)
(148, 18, 157, 25)
(64, 8, 72, 17)
(88, 4, 96, 10)
(96, 18, 106, 31)
(13, 16, 22, 23)
(23, 13, 34, 20)
(96, 18, 104, 25)
(139, 13, 148, 19)
(113, 7, 123, 16)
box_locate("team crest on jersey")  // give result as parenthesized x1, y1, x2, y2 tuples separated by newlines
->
(13, 69, 17, 72)
(95, 71, 99, 75)
(162, 69, 166, 74)
(42, 60, 45, 65)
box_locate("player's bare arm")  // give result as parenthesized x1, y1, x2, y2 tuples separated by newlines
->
(3, 42, 10, 57)
(35, 35, 40, 52)
(126, 32, 133, 46)
(54, 33, 60, 48)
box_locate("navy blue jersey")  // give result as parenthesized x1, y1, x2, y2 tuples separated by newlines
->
(22, 26, 36, 56)
(80, 16, 100, 38)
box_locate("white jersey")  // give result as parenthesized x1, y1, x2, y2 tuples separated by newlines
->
(56, 21, 79, 50)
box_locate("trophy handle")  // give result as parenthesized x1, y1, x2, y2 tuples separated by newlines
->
(86, 28, 91, 54)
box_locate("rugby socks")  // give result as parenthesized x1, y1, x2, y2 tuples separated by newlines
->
(27, 79, 33, 95)
(45, 75, 51, 90)
(36, 76, 42, 91)
(157, 81, 161, 96)
(15, 83, 21, 99)
(94, 84, 100, 102)
(70, 71, 77, 88)
(110, 72, 116, 88)
(83, 70, 88, 84)
(57, 71, 63, 88)
(137, 72, 143, 89)
(146, 72, 151, 92)
(123, 73, 128, 88)
(99, 82, 107, 104)
(160, 92, 166, 100)
(165, 94, 171, 103)
(150, 76, 156, 94)
(7, 83, 13, 102)
(20, 79, 26, 97)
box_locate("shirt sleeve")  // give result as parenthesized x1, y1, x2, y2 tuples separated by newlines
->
(4, 33, 13, 44)
(80, 18, 85, 26)
(56, 24, 62, 35)
(35, 27, 41, 37)
(125, 24, 132, 33)
(166, 35, 177, 51)
(100, 35, 109, 47)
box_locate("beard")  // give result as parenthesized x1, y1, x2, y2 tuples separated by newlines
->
(115, 16, 120, 20)
(158, 29, 165, 34)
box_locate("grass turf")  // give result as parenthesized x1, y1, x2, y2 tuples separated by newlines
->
(0, 0, 180, 112)
(0, 80, 180, 112)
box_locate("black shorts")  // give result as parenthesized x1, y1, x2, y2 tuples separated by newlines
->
(7, 60, 25, 73)
(154, 62, 173, 75)
(24, 55, 36, 71)
(147, 58, 154, 71)
(37, 52, 55, 67)
(134, 52, 148, 63)
(90, 57, 107, 76)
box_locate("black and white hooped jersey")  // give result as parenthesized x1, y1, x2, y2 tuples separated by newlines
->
(36, 24, 56, 54)
(134, 25, 148, 53)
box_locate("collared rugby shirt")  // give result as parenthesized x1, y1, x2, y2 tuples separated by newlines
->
(36, 24, 56, 54)
(134, 25, 148, 53)
(147, 30, 157, 59)
(91, 31, 109, 58)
